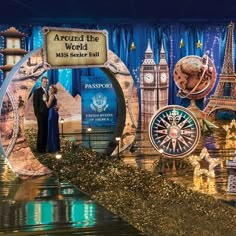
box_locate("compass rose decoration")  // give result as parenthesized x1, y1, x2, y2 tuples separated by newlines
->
(148, 105, 201, 158)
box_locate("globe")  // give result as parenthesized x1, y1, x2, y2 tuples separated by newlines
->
(173, 54, 217, 100)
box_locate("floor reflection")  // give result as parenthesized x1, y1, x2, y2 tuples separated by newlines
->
(0, 159, 144, 235)
(2, 119, 236, 234)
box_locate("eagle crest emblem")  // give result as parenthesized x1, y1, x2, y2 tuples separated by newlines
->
(90, 93, 108, 112)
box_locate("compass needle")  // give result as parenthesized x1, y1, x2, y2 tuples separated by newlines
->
(181, 129, 196, 135)
(160, 135, 171, 146)
(171, 139, 177, 152)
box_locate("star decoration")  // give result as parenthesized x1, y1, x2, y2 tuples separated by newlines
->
(223, 119, 236, 133)
(179, 38, 184, 48)
(196, 40, 202, 48)
(193, 175, 217, 195)
(188, 147, 221, 178)
(130, 41, 136, 51)
(223, 119, 236, 148)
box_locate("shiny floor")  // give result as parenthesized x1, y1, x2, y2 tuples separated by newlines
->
(0, 160, 144, 235)
(123, 120, 236, 208)
(1, 119, 236, 235)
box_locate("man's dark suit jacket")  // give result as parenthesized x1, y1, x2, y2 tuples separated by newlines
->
(33, 87, 48, 118)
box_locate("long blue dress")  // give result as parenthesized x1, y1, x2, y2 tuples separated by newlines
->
(47, 95, 60, 152)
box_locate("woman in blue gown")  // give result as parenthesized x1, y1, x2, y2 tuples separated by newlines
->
(45, 84, 60, 153)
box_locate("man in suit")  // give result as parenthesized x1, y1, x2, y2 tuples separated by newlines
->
(33, 76, 49, 153)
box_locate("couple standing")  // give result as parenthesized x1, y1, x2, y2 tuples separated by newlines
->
(33, 76, 60, 153)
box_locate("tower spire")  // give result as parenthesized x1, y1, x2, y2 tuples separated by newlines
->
(143, 38, 155, 65)
(159, 42, 167, 65)
(221, 21, 235, 75)
(145, 38, 152, 54)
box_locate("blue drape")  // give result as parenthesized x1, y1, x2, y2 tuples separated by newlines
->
(0, 22, 231, 107)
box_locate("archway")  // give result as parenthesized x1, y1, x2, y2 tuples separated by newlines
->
(0, 47, 139, 178)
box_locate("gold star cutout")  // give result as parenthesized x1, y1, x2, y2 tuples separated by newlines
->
(179, 38, 184, 48)
(196, 40, 202, 48)
(130, 41, 136, 51)
(188, 147, 221, 178)
(193, 175, 217, 194)
(223, 119, 236, 148)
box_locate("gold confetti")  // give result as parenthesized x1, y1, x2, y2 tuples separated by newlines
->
(26, 129, 236, 236)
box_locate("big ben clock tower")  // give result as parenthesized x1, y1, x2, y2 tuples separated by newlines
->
(157, 43, 169, 108)
(140, 39, 157, 131)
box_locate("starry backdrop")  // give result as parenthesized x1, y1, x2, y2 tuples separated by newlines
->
(0, 22, 231, 110)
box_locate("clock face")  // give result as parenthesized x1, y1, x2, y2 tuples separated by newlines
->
(144, 73, 154, 83)
(148, 105, 201, 158)
(160, 72, 167, 83)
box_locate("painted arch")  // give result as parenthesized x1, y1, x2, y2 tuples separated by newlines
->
(0, 47, 139, 178)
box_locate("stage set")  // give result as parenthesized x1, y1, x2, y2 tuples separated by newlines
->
(1, 21, 236, 235)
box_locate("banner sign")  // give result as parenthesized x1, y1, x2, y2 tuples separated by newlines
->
(43, 27, 108, 68)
